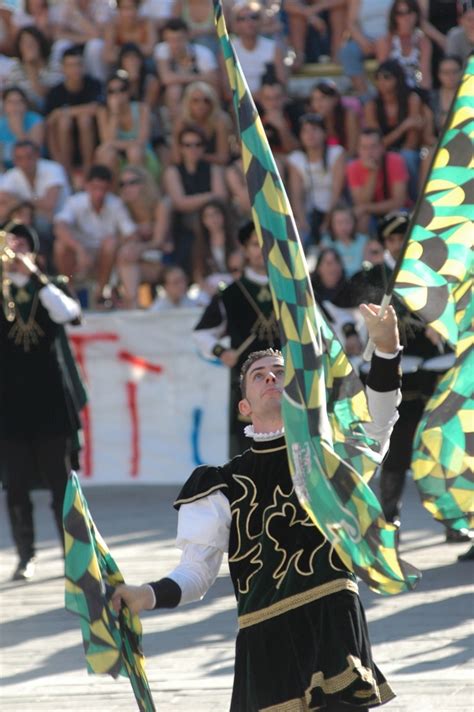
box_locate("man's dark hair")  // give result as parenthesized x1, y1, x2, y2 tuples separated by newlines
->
(240, 348, 283, 398)
(162, 18, 189, 34)
(62, 44, 84, 61)
(86, 164, 113, 183)
(178, 123, 207, 145)
(238, 221, 256, 246)
(14, 139, 40, 153)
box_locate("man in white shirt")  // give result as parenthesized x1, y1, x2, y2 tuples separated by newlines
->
(53, 164, 136, 304)
(229, 1, 287, 97)
(113, 304, 403, 711)
(0, 140, 70, 261)
(154, 18, 218, 119)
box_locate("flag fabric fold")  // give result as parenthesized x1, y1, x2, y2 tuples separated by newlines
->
(63, 472, 156, 712)
(214, 0, 419, 594)
(394, 56, 474, 531)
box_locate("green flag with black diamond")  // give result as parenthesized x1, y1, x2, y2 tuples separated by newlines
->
(394, 56, 474, 531)
(214, 0, 419, 594)
(63, 472, 156, 712)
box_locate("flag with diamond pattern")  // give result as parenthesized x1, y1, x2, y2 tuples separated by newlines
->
(214, 0, 419, 594)
(394, 56, 474, 531)
(63, 472, 156, 712)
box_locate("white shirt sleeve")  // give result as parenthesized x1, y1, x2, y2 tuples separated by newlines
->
(160, 491, 231, 606)
(54, 195, 78, 225)
(38, 283, 81, 323)
(364, 349, 402, 457)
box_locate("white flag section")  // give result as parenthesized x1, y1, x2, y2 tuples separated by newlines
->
(68, 309, 229, 485)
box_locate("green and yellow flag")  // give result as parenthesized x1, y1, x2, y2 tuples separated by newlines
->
(394, 56, 474, 531)
(63, 472, 156, 712)
(214, 0, 419, 594)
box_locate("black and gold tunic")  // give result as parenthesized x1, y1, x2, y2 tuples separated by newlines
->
(175, 436, 395, 711)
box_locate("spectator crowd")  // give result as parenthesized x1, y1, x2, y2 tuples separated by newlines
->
(0, 0, 470, 316)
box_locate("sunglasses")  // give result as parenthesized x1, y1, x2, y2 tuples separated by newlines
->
(395, 8, 414, 15)
(191, 96, 211, 104)
(377, 71, 395, 80)
(107, 86, 127, 94)
(181, 140, 204, 148)
(119, 178, 141, 188)
(236, 13, 259, 21)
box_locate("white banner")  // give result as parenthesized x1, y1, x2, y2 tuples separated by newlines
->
(68, 309, 229, 485)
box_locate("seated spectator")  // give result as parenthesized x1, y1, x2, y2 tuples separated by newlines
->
(53, 164, 136, 305)
(376, 0, 432, 92)
(50, 0, 112, 83)
(225, 151, 252, 223)
(171, 80, 232, 165)
(45, 46, 102, 180)
(163, 124, 227, 276)
(320, 203, 368, 278)
(284, 0, 329, 69)
(0, 86, 44, 170)
(232, 0, 287, 96)
(116, 165, 170, 308)
(364, 59, 425, 199)
(430, 54, 463, 135)
(229, 1, 287, 97)
(256, 80, 300, 156)
(339, 0, 392, 97)
(95, 72, 161, 184)
(172, 0, 218, 54)
(446, 1, 474, 65)
(11, 0, 57, 44)
(103, 0, 156, 73)
(287, 113, 346, 247)
(117, 42, 160, 107)
(0, 140, 70, 260)
(149, 265, 197, 310)
(192, 198, 239, 300)
(154, 18, 219, 121)
(308, 80, 360, 157)
(346, 128, 409, 234)
(6, 27, 62, 112)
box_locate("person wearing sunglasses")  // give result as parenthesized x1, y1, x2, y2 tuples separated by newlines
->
(228, 1, 287, 98)
(171, 80, 233, 165)
(163, 124, 227, 277)
(375, 0, 433, 92)
(446, 0, 474, 65)
(95, 72, 161, 184)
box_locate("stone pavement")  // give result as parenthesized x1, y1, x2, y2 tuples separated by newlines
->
(1, 479, 473, 712)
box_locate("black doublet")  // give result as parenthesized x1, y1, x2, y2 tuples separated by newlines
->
(175, 437, 395, 710)
(0, 280, 80, 439)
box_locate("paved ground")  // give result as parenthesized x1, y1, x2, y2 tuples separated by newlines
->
(1, 478, 472, 712)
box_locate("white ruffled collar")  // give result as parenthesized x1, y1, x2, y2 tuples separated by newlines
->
(244, 424, 285, 441)
(244, 267, 269, 285)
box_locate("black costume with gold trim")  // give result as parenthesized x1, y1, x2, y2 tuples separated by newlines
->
(175, 435, 395, 710)
(194, 273, 280, 456)
(0, 276, 85, 565)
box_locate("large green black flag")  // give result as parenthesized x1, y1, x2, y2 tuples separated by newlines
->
(394, 56, 474, 530)
(214, 0, 419, 594)
(63, 473, 156, 712)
